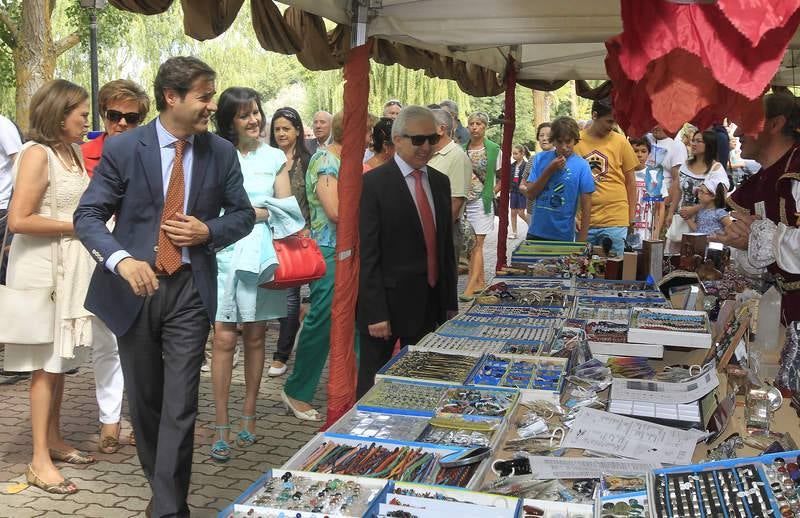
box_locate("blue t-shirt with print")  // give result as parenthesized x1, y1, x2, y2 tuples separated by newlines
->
(527, 150, 595, 241)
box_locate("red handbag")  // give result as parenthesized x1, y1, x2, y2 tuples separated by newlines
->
(260, 234, 327, 290)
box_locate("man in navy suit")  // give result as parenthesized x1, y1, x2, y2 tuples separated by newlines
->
(356, 106, 458, 398)
(74, 57, 254, 518)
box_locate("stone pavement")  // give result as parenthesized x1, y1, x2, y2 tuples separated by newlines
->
(0, 215, 525, 518)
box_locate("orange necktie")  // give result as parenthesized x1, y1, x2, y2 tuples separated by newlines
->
(155, 139, 186, 275)
(411, 170, 438, 287)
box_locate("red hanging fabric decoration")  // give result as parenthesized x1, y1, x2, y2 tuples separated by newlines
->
(323, 41, 372, 430)
(495, 60, 516, 272)
(607, 0, 800, 135)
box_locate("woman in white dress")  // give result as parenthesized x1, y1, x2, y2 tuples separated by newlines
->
(6, 80, 106, 494)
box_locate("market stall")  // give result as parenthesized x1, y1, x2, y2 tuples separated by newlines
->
(217, 239, 800, 518)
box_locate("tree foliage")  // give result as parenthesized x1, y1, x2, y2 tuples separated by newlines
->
(2, 0, 585, 142)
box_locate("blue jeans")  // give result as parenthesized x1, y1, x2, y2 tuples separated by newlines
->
(587, 226, 628, 257)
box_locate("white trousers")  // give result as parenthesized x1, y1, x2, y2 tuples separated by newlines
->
(92, 323, 124, 424)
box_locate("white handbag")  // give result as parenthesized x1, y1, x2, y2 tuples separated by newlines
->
(0, 146, 59, 345)
(665, 213, 690, 243)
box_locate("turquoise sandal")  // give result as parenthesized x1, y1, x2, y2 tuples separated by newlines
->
(236, 415, 257, 448)
(210, 424, 232, 462)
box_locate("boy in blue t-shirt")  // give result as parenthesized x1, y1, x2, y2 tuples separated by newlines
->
(524, 116, 595, 242)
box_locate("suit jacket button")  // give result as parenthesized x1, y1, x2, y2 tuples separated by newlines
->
(153, 246, 159, 252)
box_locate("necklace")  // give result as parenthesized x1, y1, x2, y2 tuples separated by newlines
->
(53, 145, 80, 173)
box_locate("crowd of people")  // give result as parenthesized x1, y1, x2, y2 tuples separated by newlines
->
(1, 53, 800, 518)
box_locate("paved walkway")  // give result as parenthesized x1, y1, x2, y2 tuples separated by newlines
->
(0, 215, 524, 517)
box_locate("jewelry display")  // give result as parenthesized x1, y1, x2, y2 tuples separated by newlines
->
(763, 455, 800, 515)
(499, 279, 569, 290)
(380, 351, 479, 384)
(469, 355, 565, 392)
(628, 308, 712, 348)
(435, 388, 517, 417)
(295, 441, 479, 487)
(455, 314, 564, 328)
(584, 321, 629, 344)
(234, 471, 384, 517)
(549, 328, 586, 358)
(599, 497, 649, 518)
(574, 304, 632, 321)
(417, 417, 496, 448)
(632, 310, 707, 332)
(358, 381, 446, 414)
(413, 334, 505, 355)
(652, 458, 791, 518)
(575, 280, 654, 292)
(605, 357, 655, 379)
(435, 321, 554, 343)
(326, 411, 430, 442)
(474, 288, 568, 308)
(575, 289, 664, 301)
(468, 304, 565, 319)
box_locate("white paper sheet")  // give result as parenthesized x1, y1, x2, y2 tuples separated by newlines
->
(563, 408, 703, 465)
(527, 456, 662, 479)
(610, 369, 719, 404)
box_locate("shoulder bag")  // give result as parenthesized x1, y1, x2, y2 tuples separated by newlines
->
(0, 145, 59, 344)
(260, 233, 326, 290)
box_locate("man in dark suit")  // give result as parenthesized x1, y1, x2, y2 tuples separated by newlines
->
(356, 105, 458, 398)
(74, 57, 254, 518)
(305, 110, 332, 154)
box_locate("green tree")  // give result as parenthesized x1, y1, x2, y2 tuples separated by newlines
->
(0, 0, 132, 128)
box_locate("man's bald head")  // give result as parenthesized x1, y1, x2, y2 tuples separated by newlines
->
(313, 111, 333, 143)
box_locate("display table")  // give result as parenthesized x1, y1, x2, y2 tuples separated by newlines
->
(218, 242, 799, 518)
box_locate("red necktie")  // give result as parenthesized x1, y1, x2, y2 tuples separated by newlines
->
(155, 139, 186, 275)
(411, 170, 438, 287)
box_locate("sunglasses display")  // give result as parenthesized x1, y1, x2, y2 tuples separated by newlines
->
(105, 110, 141, 125)
(403, 133, 441, 146)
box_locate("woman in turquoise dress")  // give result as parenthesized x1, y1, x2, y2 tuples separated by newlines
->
(210, 87, 293, 461)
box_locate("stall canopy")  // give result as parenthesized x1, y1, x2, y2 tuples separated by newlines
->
(110, 1, 800, 89)
(108, 0, 800, 423)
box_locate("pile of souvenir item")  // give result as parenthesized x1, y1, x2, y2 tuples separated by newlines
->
(219, 240, 800, 518)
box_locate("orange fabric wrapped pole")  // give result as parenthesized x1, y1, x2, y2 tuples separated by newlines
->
(495, 60, 516, 272)
(323, 41, 371, 429)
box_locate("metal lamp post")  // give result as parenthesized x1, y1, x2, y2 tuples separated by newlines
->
(79, 0, 107, 132)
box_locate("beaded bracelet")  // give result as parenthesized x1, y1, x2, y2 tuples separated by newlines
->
(358, 381, 446, 412)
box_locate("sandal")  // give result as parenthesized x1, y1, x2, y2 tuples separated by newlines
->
(26, 464, 78, 494)
(210, 424, 232, 462)
(235, 415, 257, 448)
(49, 448, 95, 465)
(98, 423, 121, 454)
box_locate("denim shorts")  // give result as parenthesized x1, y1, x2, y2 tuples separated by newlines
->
(587, 226, 628, 257)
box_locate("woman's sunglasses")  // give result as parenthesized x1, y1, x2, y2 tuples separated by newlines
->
(403, 133, 441, 146)
(106, 110, 141, 125)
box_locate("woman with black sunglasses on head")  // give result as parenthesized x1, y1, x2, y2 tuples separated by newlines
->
(80, 79, 149, 455)
(268, 107, 311, 377)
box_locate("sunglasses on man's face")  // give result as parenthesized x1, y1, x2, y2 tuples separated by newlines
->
(403, 133, 441, 146)
(106, 110, 141, 125)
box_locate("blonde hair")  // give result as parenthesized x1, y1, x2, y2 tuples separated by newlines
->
(99, 79, 150, 119)
(467, 112, 489, 126)
(27, 79, 88, 147)
(331, 111, 345, 144)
